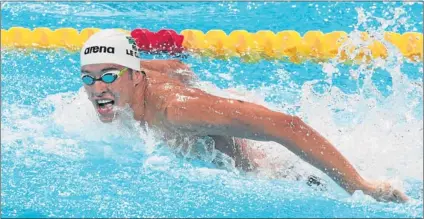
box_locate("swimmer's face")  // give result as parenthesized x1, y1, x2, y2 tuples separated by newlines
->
(81, 63, 140, 123)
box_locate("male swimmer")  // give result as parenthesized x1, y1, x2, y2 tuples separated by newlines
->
(79, 29, 409, 203)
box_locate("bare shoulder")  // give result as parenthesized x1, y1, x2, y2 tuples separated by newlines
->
(141, 59, 189, 72)
(141, 59, 196, 84)
(158, 59, 187, 68)
(147, 80, 204, 105)
(143, 70, 192, 112)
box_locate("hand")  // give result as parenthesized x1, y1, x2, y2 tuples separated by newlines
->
(362, 181, 409, 203)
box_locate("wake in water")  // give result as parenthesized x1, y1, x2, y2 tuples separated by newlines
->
(1, 58, 422, 217)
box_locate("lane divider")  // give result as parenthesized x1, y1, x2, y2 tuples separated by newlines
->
(1, 27, 422, 63)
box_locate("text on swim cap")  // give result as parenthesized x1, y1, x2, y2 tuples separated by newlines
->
(84, 46, 115, 54)
(126, 49, 140, 58)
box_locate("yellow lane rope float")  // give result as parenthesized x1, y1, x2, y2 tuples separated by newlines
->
(1, 27, 422, 64)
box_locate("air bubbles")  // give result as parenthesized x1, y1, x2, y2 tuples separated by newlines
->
(246, 2, 259, 10)
(322, 62, 339, 78)
(218, 73, 233, 81)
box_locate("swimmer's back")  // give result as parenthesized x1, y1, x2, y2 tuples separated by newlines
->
(141, 59, 198, 85)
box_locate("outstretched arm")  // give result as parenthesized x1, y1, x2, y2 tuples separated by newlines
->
(164, 89, 408, 203)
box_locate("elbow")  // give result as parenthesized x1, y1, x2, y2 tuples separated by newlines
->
(280, 115, 318, 148)
(274, 113, 305, 132)
(287, 115, 310, 140)
(290, 115, 305, 130)
(265, 114, 306, 141)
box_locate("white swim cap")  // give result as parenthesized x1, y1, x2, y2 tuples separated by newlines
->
(80, 29, 141, 71)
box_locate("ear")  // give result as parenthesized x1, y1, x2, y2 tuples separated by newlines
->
(133, 70, 144, 86)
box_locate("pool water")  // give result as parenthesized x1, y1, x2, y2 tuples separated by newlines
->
(1, 2, 423, 218)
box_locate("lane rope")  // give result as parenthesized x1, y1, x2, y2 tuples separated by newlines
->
(1, 27, 422, 63)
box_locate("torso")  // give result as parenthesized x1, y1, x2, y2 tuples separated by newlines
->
(134, 61, 261, 171)
(135, 68, 214, 159)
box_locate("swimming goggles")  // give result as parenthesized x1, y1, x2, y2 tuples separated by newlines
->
(81, 68, 128, 85)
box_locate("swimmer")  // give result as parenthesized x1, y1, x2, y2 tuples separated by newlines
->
(79, 29, 409, 203)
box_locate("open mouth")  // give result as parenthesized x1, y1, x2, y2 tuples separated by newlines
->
(96, 99, 115, 108)
(95, 99, 115, 115)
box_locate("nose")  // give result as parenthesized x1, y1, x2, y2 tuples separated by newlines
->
(90, 81, 109, 97)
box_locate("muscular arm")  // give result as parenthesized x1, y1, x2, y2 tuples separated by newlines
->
(164, 89, 408, 202)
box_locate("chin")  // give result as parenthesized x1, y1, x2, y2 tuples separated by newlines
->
(98, 115, 115, 123)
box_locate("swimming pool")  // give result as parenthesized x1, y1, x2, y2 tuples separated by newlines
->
(1, 1, 423, 218)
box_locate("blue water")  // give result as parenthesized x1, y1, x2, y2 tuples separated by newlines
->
(1, 2, 423, 218)
(1, 2, 423, 34)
